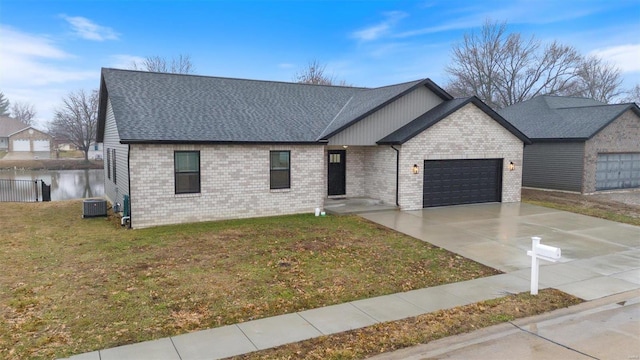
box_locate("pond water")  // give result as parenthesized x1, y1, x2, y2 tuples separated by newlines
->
(0, 169, 104, 201)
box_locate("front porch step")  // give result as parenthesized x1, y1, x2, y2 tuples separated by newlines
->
(323, 197, 399, 215)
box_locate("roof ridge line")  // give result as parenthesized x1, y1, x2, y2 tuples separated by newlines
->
(317, 95, 356, 140)
(102, 67, 369, 89)
(555, 103, 628, 110)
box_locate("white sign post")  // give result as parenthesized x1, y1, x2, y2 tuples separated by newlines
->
(526, 236, 561, 295)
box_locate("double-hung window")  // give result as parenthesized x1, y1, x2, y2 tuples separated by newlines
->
(270, 151, 290, 189)
(175, 151, 200, 194)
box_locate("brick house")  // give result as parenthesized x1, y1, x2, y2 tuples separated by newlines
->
(96, 68, 529, 229)
(0, 116, 52, 154)
(499, 96, 640, 193)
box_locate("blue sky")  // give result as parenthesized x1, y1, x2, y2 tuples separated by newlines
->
(1, 0, 639, 128)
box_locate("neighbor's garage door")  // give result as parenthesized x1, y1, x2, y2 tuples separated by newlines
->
(596, 153, 640, 190)
(423, 159, 503, 207)
(12, 139, 30, 151)
(33, 140, 50, 152)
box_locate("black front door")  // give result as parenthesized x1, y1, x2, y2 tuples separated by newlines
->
(328, 150, 346, 196)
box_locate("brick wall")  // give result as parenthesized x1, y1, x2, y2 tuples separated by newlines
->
(342, 146, 366, 197)
(129, 143, 325, 228)
(9, 128, 52, 151)
(399, 103, 524, 210)
(583, 109, 640, 193)
(363, 146, 398, 205)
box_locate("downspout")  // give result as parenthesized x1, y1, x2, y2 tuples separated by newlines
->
(123, 144, 132, 228)
(390, 145, 400, 207)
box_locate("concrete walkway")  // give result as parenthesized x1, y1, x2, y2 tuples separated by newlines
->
(61, 203, 640, 360)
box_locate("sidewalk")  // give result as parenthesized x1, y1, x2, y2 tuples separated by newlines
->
(61, 266, 639, 360)
(61, 204, 640, 360)
(61, 273, 537, 360)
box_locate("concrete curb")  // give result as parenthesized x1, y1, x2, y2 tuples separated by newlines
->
(367, 289, 640, 360)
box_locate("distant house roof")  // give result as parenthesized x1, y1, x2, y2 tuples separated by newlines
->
(378, 97, 530, 145)
(498, 95, 640, 141)
(97, 68, 452, 144)
(0, 116, 29, 137)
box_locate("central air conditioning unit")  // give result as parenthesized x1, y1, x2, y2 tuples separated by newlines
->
(83, 199, 107, 218)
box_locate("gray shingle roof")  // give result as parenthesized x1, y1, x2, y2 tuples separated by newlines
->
(498, 95, 640, 140)
(378, 97, 530, 145)
(98, 68, 449, 144)
(0, 116, 29, 137)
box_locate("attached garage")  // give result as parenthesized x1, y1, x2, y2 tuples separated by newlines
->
(423, 159, 503, 207)
(33, 139, 51, 152)
(12, 139, 30, 151)
(8, 127, 53, 155)
(378, 97, 530, 211)
(596, 153, 640, 190)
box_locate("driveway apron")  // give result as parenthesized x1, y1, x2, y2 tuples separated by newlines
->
(360, 202, 640, 300)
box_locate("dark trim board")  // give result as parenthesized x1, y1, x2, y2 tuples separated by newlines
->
(423, 159, 503, 207)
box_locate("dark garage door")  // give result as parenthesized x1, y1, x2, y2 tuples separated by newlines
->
(423, 159, 503, 207)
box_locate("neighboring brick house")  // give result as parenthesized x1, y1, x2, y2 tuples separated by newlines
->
(499, 96, 640, 193)
(0, 116, 26, 151)
(96, 68, 529, 228)
(0, 116, 52, 154)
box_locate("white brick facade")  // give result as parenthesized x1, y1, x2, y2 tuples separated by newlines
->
(125, 104, 524, 228)
(363, 146, 398, 205)
(329, 145, 398, 205)
(399, 103, 524, 210)
(129, 144, 325, 228)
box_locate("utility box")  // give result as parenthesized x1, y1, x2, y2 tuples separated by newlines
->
(83, 199, 107, 218)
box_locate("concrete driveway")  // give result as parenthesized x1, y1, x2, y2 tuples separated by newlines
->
(1, 151, 51, 160)
(362, 203, 640, 359)
(361, 202, 640, 300)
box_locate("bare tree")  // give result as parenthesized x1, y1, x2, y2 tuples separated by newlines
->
(446, 21, 583, 109)
(10, 101, 37, 125)
(131, 54, 195, 74)
(294, 60, 333, 85)
(49, 89, 99, 161)
(294, 60, 351, 86)
(571, 56, 624, 103)
(622, 84, 640, 105)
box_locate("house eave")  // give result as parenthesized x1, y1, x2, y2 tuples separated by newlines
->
(528, 137, 589, 143)
(120, 139, 328, 145)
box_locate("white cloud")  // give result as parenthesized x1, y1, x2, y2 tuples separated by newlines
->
(395, 1, 607, 39)
(351, 11, 408, 41)
(109, 54, 146, 69)
(0, 26, 95, 87)
(61, 15, 119, 41)
(590, 44, 640, 73)
(0, 26, 99, 123)
(0, 25, 70, 60)
(278, 63, 296, 69)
